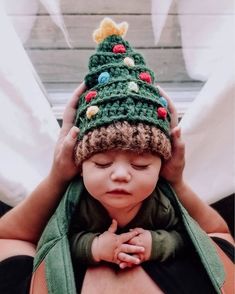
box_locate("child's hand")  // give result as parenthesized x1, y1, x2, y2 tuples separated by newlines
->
(118, 228, 152, 269)
(49, 83, 86, 184)
(91, 220, 145, 266)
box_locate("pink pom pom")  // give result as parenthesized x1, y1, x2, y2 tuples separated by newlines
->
(157, 107, 167, 119)
(112, 44, 126, 53)
(139, 72, 152, 84)
(85, 91, 97, 102)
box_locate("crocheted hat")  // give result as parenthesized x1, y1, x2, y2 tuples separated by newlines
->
(74, 18, 171, 166)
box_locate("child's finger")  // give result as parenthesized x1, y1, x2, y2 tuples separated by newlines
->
(117, 252, 140, 265)
(107, 219, 118, 233)
(119, 230, 139, 243)
(119, 262, 134, 269)
(130, 227, 144, 234)
(120, 243, 145, 254)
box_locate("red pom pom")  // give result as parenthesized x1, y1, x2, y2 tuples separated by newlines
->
(139, 72, 152, 84)
(157, 107, 167, 119)
(112, 44, 126, 53)
(85, 91, 97, 103)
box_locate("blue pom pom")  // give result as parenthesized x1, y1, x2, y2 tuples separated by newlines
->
(159, 96, 168, 108)
(98, 72, 110, 84)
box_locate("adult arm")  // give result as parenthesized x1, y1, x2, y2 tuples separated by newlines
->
(0, 83, 86, 244)
(158, 86, 229, 235)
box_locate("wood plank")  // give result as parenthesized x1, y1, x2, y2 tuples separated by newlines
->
(38, 0, 232, 15)
(46, 82, 204, 104)
(23, 14, 180, 48)
(7, 1, 232, 15)
(22, 14, 232, 49)
(27, 48, 190, 83)
(39, 0, 152, 14)
(57, 0, 231, 14)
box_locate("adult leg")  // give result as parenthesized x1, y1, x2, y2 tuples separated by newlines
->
(0, 239, 35, 294)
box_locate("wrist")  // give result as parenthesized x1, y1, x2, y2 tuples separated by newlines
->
(47, 163, 73, 187)
(169, 178, 186, 192)
(91, 237, 101, 262)
(45, 171, 70, 196)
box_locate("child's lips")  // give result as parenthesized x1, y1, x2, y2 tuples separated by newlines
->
(107, 189, 131, 195)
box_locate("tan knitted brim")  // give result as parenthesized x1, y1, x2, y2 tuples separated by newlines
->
(75, 121, 171, 166)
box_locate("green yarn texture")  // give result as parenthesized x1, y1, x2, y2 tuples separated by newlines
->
(75, 35, 171, 139)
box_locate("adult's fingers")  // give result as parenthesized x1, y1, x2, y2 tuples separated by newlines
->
(157, 85, 178, 128)
(171, 126, 185, 162)
(61, 126, 80, 158)
(61, 82, 86, 137)
(67, 82, 87, 109)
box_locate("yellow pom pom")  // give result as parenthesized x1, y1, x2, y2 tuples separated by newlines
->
(93, 18, 129, 44)
(86, 106, 99, 119)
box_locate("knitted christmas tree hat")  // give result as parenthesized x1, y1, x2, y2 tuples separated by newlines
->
(75, 18, 172, 166)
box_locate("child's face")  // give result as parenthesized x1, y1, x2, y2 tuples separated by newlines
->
(82, 150, 161, 212)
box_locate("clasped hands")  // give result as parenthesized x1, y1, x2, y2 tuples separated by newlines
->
(91, 219, 152, 269)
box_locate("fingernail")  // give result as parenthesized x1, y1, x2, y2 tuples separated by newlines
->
(70, 126, 79, 139)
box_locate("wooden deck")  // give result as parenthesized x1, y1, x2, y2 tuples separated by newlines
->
(10, 0, 207, 117)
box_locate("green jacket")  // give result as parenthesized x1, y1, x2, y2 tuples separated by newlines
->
(33, 177, 225, 294)
(69, 187, 186, 264)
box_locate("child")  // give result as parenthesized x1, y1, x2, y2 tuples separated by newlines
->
(69, 18, 187, 269)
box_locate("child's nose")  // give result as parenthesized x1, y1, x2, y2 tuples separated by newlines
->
(110, 166, 131, 182)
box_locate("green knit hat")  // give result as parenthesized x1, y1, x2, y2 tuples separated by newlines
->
(75, 18, 171, 166)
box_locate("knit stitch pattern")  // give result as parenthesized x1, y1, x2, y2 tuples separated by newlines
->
(74, 18, 172, 165)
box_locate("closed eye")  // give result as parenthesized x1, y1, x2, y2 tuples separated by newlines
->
(94, 162, 112, 168)
(131, 164, 149, 170)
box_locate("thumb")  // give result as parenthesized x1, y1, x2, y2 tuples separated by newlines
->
(171, 127, 185, 154)
(69, 126, 80, 140)
(108, 219, 118, 233)
(62, 126, 79, 155)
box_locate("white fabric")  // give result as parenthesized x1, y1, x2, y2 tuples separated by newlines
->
(4, 0, 71, 47)
(151, 0, 234, 81)
(0, 3, 59, 206)
(180, 56, 235, 204)
(151, 0, 172, 44)
(151, 0, 235, 202)
(177, 0, 234, 81)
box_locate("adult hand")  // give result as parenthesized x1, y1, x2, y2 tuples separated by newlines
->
(157, 86, 185, 185)
(157, 85, 178, 129)
(49, 82, 86, 184)
(160, 126, 185, 185)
